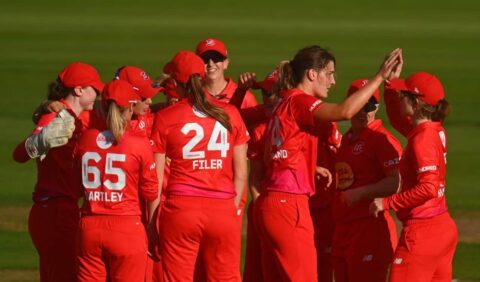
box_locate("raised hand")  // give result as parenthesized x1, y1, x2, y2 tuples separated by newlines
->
(237, 72, 257, 92)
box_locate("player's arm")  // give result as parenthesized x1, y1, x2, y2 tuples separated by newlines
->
(313, 49, 402, 122)
(148, 153, 165, 223)
(341, 169, 400, 207)
(32, 100, 66, 124)
(384, 85, 413, 137)
(233, 144, 248, 209)
(230, 72, 257, 109)
(13, 110, 75, 162)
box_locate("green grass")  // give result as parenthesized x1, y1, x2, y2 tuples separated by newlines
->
(1, 0, 479, 279)
(454, 242, 480, 280)
(0, 231, 37, 269)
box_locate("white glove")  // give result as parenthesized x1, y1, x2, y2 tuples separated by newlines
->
(25, 109, 76, 158)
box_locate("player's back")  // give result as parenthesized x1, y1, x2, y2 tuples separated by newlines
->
(151, 99, 248, 198)
(77, 128, 158, 216)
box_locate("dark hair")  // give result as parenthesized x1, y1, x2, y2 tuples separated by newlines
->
(403, 91, 451, 122)
(47, 77, 73, 100)
(185, 74, 232, 131)
(274, 45, 336, 95)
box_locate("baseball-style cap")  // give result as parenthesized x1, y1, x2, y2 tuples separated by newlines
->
(102, 80, 140, 107)
(115, 66, 161, 99)
(389, 72, 445, 106)
(347, 78, 380, 103)
(162, 79, 180, 98)
(253, 69, 278, 93)
(165, 51, 206, 84)
(58, 62, 105, 92)
(195, 38, 228, 58)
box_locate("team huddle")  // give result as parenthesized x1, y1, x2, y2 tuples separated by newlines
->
(13, 38, 458, 282)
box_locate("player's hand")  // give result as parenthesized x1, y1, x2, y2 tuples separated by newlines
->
(25, 109, 76, 158)
(47, 101, 67, 113)
(377, 48, 402, 81)
(340, 188, 363, 207)
(237, 72, 256, 92)
(386, 49, 403, 82)
(369, 198, 384, 218)
(315, 166, 332, 187)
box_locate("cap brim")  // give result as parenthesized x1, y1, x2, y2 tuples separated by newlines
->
(139, 86, 161, 99)
(388, 79, 409, 92)
(91, 81, 105, 92)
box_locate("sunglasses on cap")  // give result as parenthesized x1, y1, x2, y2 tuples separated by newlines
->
(200, 51, 226, 64)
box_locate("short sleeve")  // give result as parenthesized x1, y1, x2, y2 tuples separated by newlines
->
(290, 94, 323, 128)
(374, 132, 403, 173)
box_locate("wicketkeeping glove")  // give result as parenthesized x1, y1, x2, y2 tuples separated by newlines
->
(25, 109, 76, 158)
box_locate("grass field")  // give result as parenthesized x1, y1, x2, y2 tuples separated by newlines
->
(1, 0, 479, 281)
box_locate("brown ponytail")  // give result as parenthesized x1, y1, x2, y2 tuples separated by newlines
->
(47, 77, 73, 100)
(106, 102, 129, 142)
(414, 97, 451, 123)
(186, 74, 232, 132)
(431, 99, 451, 122)
(275, 45, 336, 96)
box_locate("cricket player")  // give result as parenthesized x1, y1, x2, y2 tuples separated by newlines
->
(149, 51, 249, 281)
(255, 46, 402, 281)
(332, 79, 402, 282)
(371, 70, 458, 282)
(12, 62, 104, 282)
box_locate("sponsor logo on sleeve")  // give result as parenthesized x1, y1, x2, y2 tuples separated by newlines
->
(384, 157, 401, 168)
(309, 100, 322, 112)
(149, 163, 156, 170)
(417, 165, 437, 173)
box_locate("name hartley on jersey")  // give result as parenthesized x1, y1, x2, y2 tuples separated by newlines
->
(85, 191, 124, 202)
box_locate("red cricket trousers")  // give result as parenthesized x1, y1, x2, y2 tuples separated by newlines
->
(160, 195, 242, 282)
(310, 205, 334, 282)
(255, 192, 317, 282)
(28, 197, 79, 282)
(77, 215, 148, 282)
(332, 212, 397, 282)
(389, 212, 458, 282)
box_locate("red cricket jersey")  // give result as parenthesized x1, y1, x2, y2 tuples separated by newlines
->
(262, 88, 324, 196)
(333, 119, 403, 221)
(150, 99, 249, 198)
(76, 129, 158, 216)
(130, 108, 155, 138)
(13, 100, 91, 202)
(247, 121, 267, 161)
(309, 121, 342, 209)
(383, 121, 448, 221)
(206, 78, 258, 109)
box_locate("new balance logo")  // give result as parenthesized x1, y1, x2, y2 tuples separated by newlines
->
(362, 255, 373, 262)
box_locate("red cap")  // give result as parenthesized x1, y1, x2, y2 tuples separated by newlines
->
(115, 66, 160, 99)
(347, 78, 380, 103)
(195, 38, 228, 57)
(162, 79, 180, 98)
(58, 62, 105, 92)
(166, 51, 206, 84)
(253, 69, 278, 93)
(102, 80, 141, 107)
(389, 72, 445, 106)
